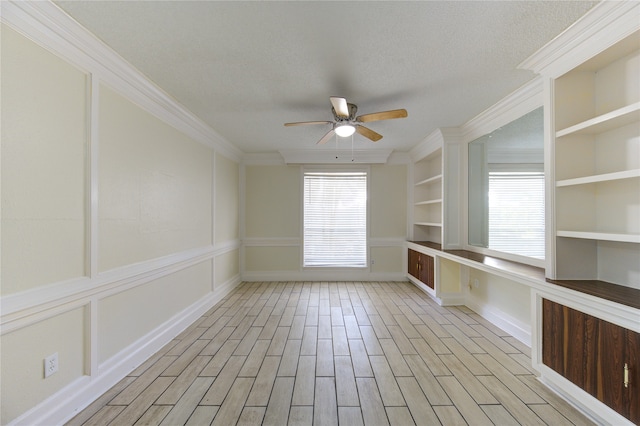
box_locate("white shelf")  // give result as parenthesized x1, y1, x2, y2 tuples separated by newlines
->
(556, 102, 640, 138)
(557, 230, 640, 244)
(414, 222, 442, 227)
(556, 169, 640, 187)
(415, 174, 443, 186)
(415, 199, 443, 206)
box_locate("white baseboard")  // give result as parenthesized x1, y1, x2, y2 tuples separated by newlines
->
(8, 276, 242, 426)
(438, 292, 466, 306)
(241, 271, 406, 282)
(465, 298, 531, 346)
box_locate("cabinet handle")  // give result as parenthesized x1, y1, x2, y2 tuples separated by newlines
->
(624, 363, 629, 388)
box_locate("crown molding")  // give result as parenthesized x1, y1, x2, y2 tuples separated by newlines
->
(279, 149, 393, 164)
(410, 129, 444, 161)
(518, 1, 640, 78)
(1, 0, 243, 162)
(386, 151, 411, 165)
(459, 77, 542, 144)
(242, 152, 286, 166)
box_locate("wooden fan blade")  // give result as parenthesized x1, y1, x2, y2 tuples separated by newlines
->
(330, 96, 350, 118)
(284, 121, 332, 127)
(356, 109, 408, 123)
(317, 129, 336, 145)
(356, 125, 383, 142)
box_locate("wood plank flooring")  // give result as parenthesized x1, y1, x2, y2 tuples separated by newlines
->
(66, 281, 594, 426)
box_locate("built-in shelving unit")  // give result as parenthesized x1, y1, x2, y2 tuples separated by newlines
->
(520, 4, 640, 423)
(552, 29, 640, 288)
(412, 147, 443, 242)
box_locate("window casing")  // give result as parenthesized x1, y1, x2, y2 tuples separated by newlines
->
(303, 170, 367, 268)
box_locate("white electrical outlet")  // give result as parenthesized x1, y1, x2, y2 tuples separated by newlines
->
(44, 352, 58, 378)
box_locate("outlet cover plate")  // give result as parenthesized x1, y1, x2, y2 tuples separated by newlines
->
(44, 352, 58, 378)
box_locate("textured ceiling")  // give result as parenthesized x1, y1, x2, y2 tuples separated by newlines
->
(56, 1, 597, 154)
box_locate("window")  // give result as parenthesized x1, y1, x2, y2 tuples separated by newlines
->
(488, 170, 545, 259)
(303, 170, 367, 267)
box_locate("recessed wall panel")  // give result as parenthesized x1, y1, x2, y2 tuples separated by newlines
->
(245, 165, 300, 238)
(1, 307, 86, 424)
(98, 86, 213, 271)
(1, 25, 87, 294)
(215, 249, 239, 286)
(215, 153, 239, 245)
(370, 165, 407, 238)
(370, 246, 403, 273)
(245, 246, 300, 271)
(97, 261, 211, 363)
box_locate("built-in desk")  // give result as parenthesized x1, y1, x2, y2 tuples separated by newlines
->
(408, 240, 640, 310)
(408, 241, 545, 289)
(406, 240, 640, 426)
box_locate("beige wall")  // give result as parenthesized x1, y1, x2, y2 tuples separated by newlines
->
(98, 261, 212, 362)
(370, 164, 407, 239)
(1, 308, 86, 422)
(215, 152, 240, 245)
(243, 164, 407, 276)
(245, 165, 300, 238)
(1, 23, 240, 424)
(98, 85, 214, 272)
(1, 25, 87, 294)
(466, 268, 531, 328)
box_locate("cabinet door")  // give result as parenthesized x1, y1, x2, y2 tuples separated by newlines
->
(600, 320, 640, 424)
(408, 249, 419, 279)
(421, 254, 434, 289)
(542, 299, 640, 423)
(627, 329, 640, 423)
(407, 249, 435, 289)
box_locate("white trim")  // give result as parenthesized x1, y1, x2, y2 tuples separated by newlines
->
(7, 275, 242, 426)
(518, 1, 640, 78)
(241, 271, 406, 282)
(543, 77, 557, 279)
(410, 129, 444, 162)
(458, 77, 543, 144)
(279, 149, 393, 164)
(242, 152, 286, 166)
(1, 241, 240, 333)
(0, 1, 243, 162)
(88, 75, 99, 279)
(386, 152, 411, 165)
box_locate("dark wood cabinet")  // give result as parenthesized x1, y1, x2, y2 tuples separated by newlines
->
(408, 249, 434, 289)
(542, 299, 640, 423)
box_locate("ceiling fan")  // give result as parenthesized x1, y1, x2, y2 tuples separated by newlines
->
(284, 97, 408, 144)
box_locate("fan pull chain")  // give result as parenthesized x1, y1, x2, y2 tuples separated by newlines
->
(351, 134, 354, 162)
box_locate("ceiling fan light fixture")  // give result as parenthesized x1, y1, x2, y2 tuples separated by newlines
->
(334, 122, 356, 137)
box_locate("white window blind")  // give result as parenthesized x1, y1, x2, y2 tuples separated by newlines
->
(303, 171, 367, 267)
(488, 171, 545, 259)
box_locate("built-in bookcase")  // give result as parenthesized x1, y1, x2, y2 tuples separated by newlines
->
(552, 30, 640, 287)
(413, 147, 443, 242)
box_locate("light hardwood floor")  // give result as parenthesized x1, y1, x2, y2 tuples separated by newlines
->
(66, 281, 594, 426)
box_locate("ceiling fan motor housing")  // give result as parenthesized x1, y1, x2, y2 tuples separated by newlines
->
(332, 103, 358, 122)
